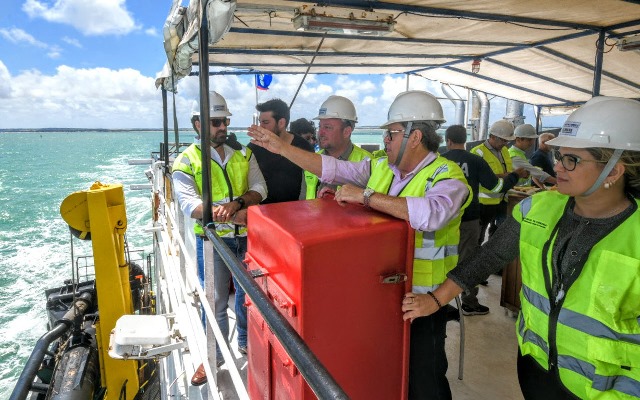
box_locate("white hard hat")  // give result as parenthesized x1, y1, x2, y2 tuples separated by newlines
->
(514, 124, 539, 138)
(191, 91, 232, 118)
(489, 120, 515, 140)
(314, 95, 358, 122)
(380, 90, 446, 128)
(547, 96, 640, 151)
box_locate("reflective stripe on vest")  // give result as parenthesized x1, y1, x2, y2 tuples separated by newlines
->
(304, 145, 373, 199)
(472, 143, 513, 205)
(366, 156, 471, 291)
(172, 144, 251, 237)
(513, 191, 640, 398)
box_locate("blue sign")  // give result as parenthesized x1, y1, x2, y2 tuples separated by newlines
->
(256, 74, 273, 90)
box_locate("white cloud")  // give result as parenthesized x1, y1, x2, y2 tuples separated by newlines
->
(0, 63, 552, 130)
(62, 36, 82, 48)
(47, 45, 62, 59)
(0, 65, 160, 128)
(144, 27, 159, 37)
(22, 0, 139, 36)
(0, 27, 47, 48)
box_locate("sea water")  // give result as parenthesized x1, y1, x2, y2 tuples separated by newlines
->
(0, 128, 384, 397)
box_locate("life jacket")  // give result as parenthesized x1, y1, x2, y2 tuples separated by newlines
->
(513, 191, 640, 399)
(304, 145, 372, 199)
(472, 142, 513, 205)
(367, 156, 471, 292)
(172, 144, 251, 237)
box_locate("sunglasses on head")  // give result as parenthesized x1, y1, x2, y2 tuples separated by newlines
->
(210, 118, 230, 127)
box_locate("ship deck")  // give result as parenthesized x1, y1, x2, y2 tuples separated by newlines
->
(207, 273, 522, 400)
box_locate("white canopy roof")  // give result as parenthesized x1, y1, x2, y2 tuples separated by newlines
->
(159, 0, 640, 109)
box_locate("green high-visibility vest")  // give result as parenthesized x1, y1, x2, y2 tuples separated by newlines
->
(366, 156, 471, 291)
(508, 146, 532, 186)
(304, 145, 372, 199)
(513, 191, 640, 399)
(172, 144, 251, 237)
(472, 142, 513, 205)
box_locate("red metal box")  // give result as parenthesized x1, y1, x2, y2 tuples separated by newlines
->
(245, 199, 413, 400)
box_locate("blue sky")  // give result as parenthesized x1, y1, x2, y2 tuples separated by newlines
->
(0, 0, 563, 130)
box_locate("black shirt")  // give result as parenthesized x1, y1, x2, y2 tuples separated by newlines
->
(442, 149, 519, 221)
(530, 149, 556, 178)
(248, 134, 314, 204)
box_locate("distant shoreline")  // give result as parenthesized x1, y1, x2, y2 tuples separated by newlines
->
(0, 126, 385, 133)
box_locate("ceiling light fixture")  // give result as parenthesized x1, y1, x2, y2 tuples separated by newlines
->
(471, 59, 481, 74)
(617, 33, 640, 51)
(292, 6, 395, 36)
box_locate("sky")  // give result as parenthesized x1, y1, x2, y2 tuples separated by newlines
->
(0, 0, 565, 130)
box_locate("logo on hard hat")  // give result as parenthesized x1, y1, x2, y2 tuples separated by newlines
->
(318, 107, 327, 116)
(561, 121, 580, 137)
(213, 105, 227, 112)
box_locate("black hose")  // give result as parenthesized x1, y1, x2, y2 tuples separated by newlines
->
(10, 292, 94, 400)
(205, 228, 349, 400)
(9, 323, 69, 400)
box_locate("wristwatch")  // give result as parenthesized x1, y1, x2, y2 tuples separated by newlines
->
(363, 188, 375, 208)
(235, 197, 245, 209)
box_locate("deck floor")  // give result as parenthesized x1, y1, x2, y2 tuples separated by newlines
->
(211, 273, 523, 400)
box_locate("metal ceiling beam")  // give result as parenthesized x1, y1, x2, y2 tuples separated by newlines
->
(442, 66, 571, 103)
(206, 47, 463, 59)
(537, 46, 640, 92)
(408, 29, 594, 74)
(284, 0, 605, 31)
(227, 27, 521, 47)
(484, 57, 592, 96)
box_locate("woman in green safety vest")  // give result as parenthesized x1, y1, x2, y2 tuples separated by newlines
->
(402, 96, 640, 399)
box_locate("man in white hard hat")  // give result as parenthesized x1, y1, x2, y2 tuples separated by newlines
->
(248, 90, 471, 400)
(304, 95, 373, 199)
(172, 91, 267, 385)
(509, 124, 557, 188)
(471, 120, 516, 244)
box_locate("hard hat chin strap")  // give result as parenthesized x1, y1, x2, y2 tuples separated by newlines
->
(393, 121, 413, 167)
(583, 148, 623, 196)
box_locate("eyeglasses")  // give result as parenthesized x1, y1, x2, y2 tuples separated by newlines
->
(210, 118, 230, 127)
(553, 150, 606, 171)
(384, 128, 417, 141)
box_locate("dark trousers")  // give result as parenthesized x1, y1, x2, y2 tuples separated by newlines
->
(517, 350, 579, 400)
(478, 201, 507, 245)
(409, 306, 451, 400)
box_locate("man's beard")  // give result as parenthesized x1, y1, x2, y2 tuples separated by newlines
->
(210, 131, 227, 146)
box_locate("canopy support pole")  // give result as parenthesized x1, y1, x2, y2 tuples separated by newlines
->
(592, 29, 605, 96)
(198, 0, 213, 228)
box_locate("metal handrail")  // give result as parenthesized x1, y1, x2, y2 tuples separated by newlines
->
(205, 227, 349, 400)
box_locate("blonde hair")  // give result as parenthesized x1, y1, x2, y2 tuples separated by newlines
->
(588, 148, 640, 198)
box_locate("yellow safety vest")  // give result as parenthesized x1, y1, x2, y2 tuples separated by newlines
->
(304, 145, 372, 199)
(513, 191, 640, 399)
(472, 142, 513, 205)
(367, 156, 471, 291)
(172, 144, 250, 237)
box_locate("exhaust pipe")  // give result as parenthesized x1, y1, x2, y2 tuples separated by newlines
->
(441, 84, 465, 126)
(473, 91, 490, 140)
